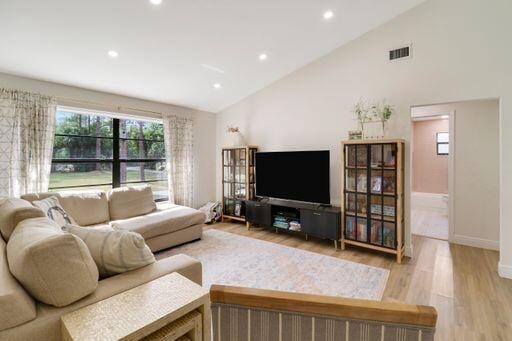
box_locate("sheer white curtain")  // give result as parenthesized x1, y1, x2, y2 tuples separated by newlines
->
(0, 89, 56, 197)
(162, 114, 194, 207)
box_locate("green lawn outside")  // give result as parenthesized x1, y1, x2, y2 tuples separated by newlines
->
(49, 170, 168, 194)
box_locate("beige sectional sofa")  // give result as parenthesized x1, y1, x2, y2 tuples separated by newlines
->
(21, 188, 205, 252)
(0, 187, 206, 340)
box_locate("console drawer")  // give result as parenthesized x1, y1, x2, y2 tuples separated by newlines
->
(300, 209, 340, 240)
(245, 201, 271, 226)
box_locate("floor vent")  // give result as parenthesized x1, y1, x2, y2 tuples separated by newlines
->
(389, 45, 411, 61)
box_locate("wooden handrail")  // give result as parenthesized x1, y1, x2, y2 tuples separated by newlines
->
(210, 285, 437, 328)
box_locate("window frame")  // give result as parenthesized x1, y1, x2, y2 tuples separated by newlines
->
(50, 112, 168, 202)
(436, 132, 449, 155)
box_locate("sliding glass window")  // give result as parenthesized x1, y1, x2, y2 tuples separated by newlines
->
(118, 119, 168, 201)
(50, 108, 168, 201)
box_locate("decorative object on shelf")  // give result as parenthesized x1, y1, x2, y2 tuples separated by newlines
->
(378, 102, 394, 138)
(348, 130, 363, 140)
(234, 202, 241, 216)
(225, 125, 246, 147)
(351, 99, 395, 139)
(342, 139, 405, 263)
(221, 146, 258, 223)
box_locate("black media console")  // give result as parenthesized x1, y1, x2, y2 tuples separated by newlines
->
(245, 198, 341, 249)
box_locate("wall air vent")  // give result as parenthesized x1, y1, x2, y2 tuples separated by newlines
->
(389, 45, 411, 61)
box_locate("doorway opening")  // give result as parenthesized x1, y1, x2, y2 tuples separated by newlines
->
(410, 109, 451, 240)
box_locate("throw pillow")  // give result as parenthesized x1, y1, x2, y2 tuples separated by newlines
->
(6, 217, 99, 307)
(0, 198, 46, 241)
(63, 224, 156, 278)
(32, 196, 77, 227)
(108, 185, 156, 220)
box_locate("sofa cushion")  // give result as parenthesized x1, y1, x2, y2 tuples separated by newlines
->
(0, 198, 43, 241)
(108, 186, 156, 220)
(23, 191, 110, 226)
(6, 217, 99, 307)
(32, 196, 78, 227)
(59, 191, 110, 226)
(110, 204, 205, 240)
(0, 237, 36, 331)
(63, 224, 155, 278)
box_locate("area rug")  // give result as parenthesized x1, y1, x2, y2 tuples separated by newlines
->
(157, 229, 389, 300)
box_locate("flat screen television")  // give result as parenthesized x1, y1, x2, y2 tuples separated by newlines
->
(255, 150, 330, 205)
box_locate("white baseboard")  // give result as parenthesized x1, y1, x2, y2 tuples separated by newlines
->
(405, 244, 413, 258)
(498, 262, 512, 279)
(451, 234, 499, 251)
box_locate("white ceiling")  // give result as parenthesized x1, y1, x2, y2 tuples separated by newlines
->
(0, 0, 424, 113)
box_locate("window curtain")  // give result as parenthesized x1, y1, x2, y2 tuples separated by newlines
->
(0, 89, 56, 197)
(162, 114, 194, 207)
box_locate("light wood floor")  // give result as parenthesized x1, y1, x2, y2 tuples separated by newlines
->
(207, 222, 512, 341)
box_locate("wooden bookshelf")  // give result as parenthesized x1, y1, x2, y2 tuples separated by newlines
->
(221, 146, 258, 222)
(341, 139, 405, 263)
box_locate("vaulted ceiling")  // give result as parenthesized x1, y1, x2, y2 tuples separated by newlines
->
(0, 0, 425, 112)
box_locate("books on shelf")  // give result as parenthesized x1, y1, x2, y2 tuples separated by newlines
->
(383, 223, 395, 247)
(371, 204, 382, 215)
(289, 221, 301, 231)
(356, 147, 367, 166)
(357, 220, 367, 241)
(357, 173, 367, 192)
(370, 221, 382, 244)
(383, 206, 395, 217)
(346, 217, 356, 239)
(346, 194, 356, 212)
(346, 172, 355, 191)
(371, 204, 395, 217)
(272, 214, 301, 230)
(384, 147, 396, 166)
(371, 176, 382, 192)
(356, 196, 367, 214)
(382, 175, 395, 193)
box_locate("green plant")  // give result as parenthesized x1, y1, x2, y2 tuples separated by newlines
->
(352, 99, 368, 129)
(379, 102, 394, 122)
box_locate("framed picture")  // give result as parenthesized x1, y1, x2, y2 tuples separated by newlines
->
(348, 130, 363, 140)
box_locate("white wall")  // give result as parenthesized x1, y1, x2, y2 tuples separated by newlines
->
(216, 0, 512, 268)
(412, 100, 500, 250)
(0, 72, 217, 208)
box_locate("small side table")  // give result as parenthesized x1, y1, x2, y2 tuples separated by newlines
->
(61, 273, 211, 341)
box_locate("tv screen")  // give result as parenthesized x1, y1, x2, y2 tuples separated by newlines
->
(255, 151, 330, 205)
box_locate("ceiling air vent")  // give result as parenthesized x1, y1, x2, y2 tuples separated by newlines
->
(389, 45, 411, 61)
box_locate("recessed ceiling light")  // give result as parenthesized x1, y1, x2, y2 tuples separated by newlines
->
(323, 10, 334, 20)
(259, 53, 268, 61)
(107, 50, 119, 58)
(213, 83, 221, 89)
(150, 0, 162, 5)
(441, 115, 450, 119)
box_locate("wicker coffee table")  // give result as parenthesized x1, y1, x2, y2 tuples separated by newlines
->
(61, 273, 211, 341)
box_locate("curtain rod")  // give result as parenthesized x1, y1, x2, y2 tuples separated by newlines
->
(55, 96, 163, 117)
